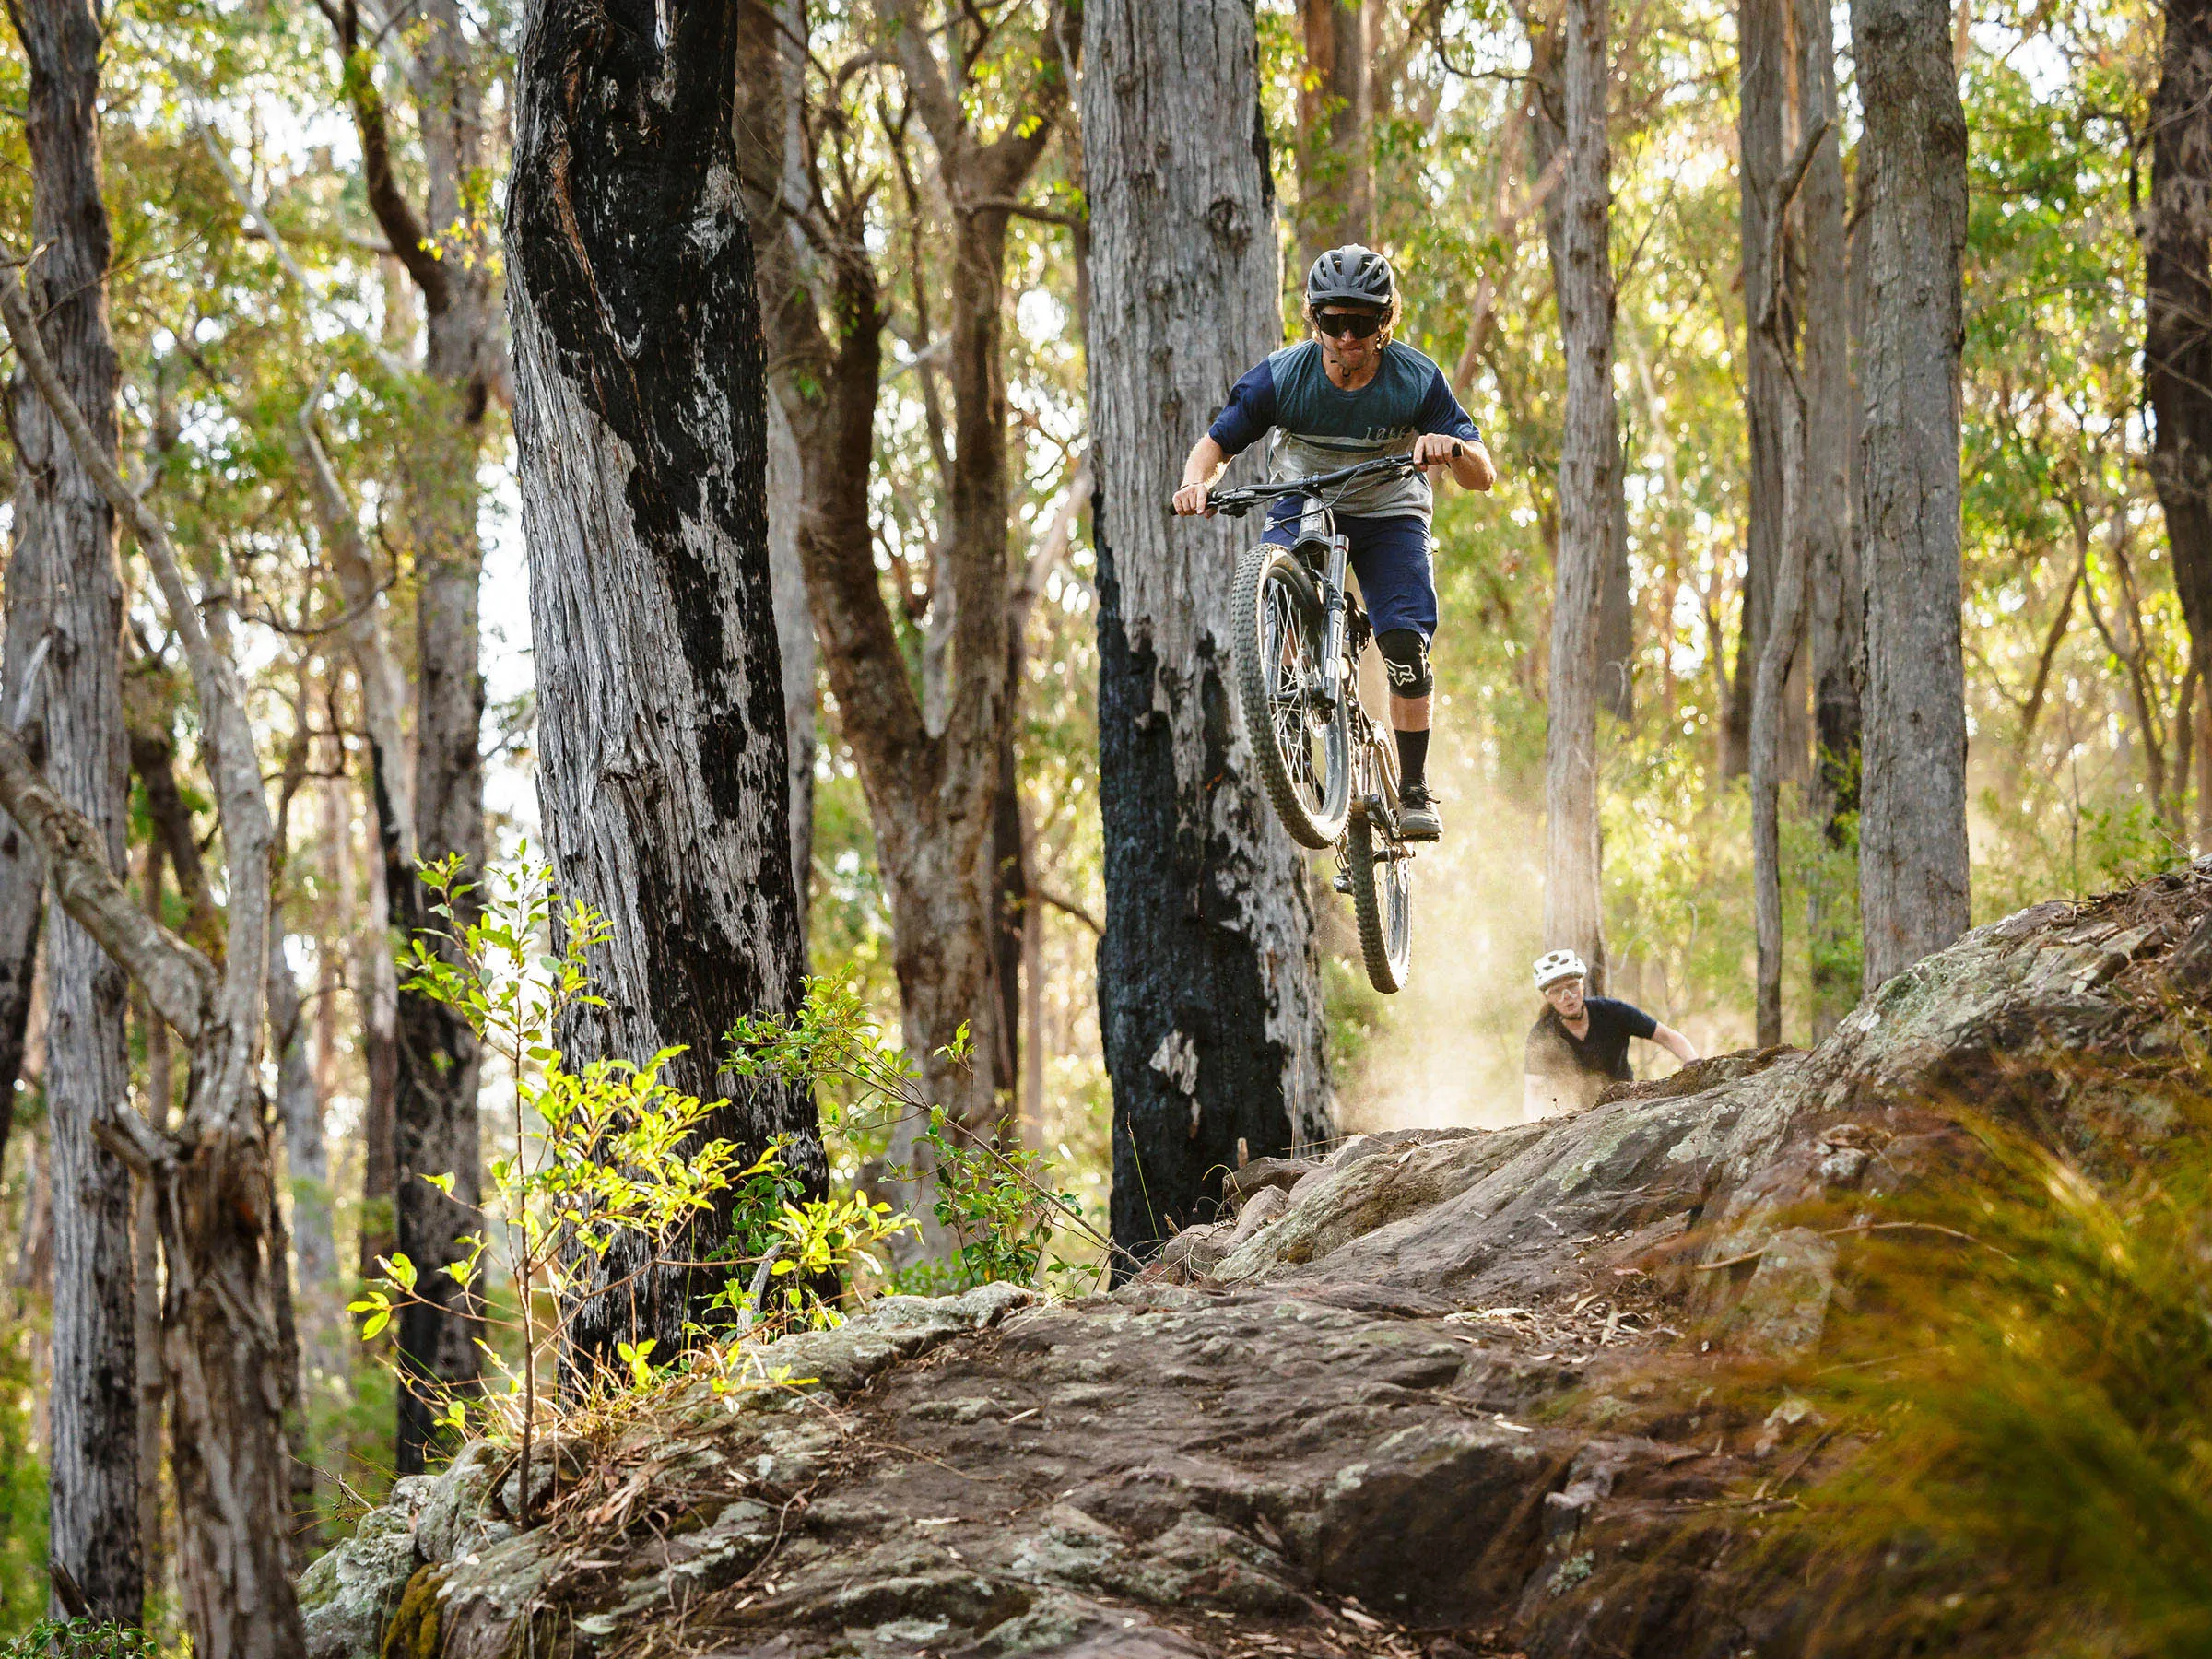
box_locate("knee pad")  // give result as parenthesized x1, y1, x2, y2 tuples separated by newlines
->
(1376, 629, 1433, 698)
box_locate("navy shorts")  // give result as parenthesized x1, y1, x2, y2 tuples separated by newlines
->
(1262, 509, 1438, 642)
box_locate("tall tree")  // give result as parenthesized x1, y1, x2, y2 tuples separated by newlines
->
(0, 534, 45, 1177)
(766, 401, 817, 916)
(1749, 123, 1827, 1047)
(1523, 8, 1632, 728)
(1799, 0, 1860, 1035)
(1539, 0, 1618, 982)
(0, 260, 304, 1659)
(1084, 0, 1333, 1268)
(2144, 0, 2212, 741)
(1726, 0, 1791, 778)
(1298, 0, 1372, 262)
(734, 0, 1075, 1238)
(8, 0, 141, 1618)
(1852, 0, 1971, 986)
(506, 0, 823, 1366)
(322, 0, 500, 1472)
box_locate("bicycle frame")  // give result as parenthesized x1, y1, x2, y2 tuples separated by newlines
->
(1288, 497, 1403, 841)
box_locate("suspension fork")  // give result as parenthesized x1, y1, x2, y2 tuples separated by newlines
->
(1296, 500, 1351, 707)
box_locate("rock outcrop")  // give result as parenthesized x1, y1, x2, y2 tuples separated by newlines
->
(301, 866, 2212, 1657)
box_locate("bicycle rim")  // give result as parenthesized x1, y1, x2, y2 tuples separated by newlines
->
(1347, 808, 1414, 994)
(1233, 547, 1350, 848)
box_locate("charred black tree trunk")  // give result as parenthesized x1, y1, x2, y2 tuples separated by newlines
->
(1086, 0, 1334, 1272)
(508, 0, 821, 1370)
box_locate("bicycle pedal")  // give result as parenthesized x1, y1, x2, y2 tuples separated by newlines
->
(1332, 869, 1353, 895)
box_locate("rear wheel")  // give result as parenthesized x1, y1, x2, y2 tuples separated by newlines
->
(1347, 806, 1414, 994)
(1232, 545, 1350, 848)
(1346, 734, 1412, 993)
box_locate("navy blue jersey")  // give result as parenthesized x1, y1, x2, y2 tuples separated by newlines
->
(1207, 340, 1481, 520)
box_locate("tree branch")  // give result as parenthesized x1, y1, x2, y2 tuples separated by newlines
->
(0, 254, 276, 1131)
(292, 386, 418, 853)
(1036, 884, 1100, 935)
(327, 0, 452, 313)
(959, 194, 1084, 229)
(0, 716, 213, 1042)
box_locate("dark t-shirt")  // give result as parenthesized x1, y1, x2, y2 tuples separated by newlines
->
(1524, 997, 1660, 1086)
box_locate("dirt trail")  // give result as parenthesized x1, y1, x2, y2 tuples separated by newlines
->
(303, 864, 2212, 1658)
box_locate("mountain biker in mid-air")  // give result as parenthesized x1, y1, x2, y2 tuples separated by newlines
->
(1171, 244, 1496, 842)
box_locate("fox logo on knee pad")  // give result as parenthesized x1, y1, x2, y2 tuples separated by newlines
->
(1376, 629, 1432, 697)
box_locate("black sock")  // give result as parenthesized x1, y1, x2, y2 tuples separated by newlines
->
(1395, 727, 1429, 793)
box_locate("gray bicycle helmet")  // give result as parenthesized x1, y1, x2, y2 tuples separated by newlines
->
(1306, 244, 1395, 310)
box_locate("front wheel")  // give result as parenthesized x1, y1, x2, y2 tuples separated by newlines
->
(1347, 808, 1415, 994)
(1232, 545, 1350, 848)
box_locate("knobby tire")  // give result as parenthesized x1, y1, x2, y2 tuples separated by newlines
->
(1232, 545, 1349, 849)
(1347, 806, 1414, 994)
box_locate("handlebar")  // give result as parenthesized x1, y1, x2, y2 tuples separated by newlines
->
(1204, 442, 1465, 520)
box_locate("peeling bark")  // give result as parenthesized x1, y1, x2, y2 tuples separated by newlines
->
(1525, 17, 1631, 735)
(508, 0, 821, 1367)
(1083, 0, 1333, 1268)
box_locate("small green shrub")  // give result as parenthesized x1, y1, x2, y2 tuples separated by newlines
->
(728, 971, 1112, 1293)
(0, 1312, 48, 1637)
(0, 1618, 158, 1659)
(350, 854, 910, 1502)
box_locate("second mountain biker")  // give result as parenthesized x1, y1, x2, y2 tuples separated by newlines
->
(1171, 244, 1497, 842)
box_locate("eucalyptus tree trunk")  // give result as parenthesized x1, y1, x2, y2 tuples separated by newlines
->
(0, 250, 302, 1659)
(735, 0, 1072, 1256)
(13, 0, 140, 1616)
(1527, 24, 1631, 730)
(1852, 0, 1970, 987)
(0, 485, 49, 1179)
(1540, 0, 1617, 985)
(2144, 0, 2212, 696)
(1797, 0, 1859, 1036)
(1297, 0, 1372, 262)
(330, 0, 498, 1472)
(508, 0, 821, 1369)
(1085, 0, 1334, 1271)
(268, 898, 335, 1304)
(1749, 125, 1825, 1048)
(1726, 0, 1790, 779)
(766, 400, 817, 918)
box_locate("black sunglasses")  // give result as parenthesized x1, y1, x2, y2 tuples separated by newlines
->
(1314, 309, 1385, 340)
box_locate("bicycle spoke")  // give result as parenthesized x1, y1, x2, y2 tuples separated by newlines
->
(1262, 572, 1326, 812)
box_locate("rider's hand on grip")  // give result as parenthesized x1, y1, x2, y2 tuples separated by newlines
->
(1410, 433, 1466, 469)
(1171, 481, 1215, 517)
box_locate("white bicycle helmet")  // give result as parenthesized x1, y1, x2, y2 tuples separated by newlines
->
(1532, 949, 1588, 992)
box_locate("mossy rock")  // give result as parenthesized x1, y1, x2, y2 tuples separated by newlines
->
(380, 1566, 443, 1659)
